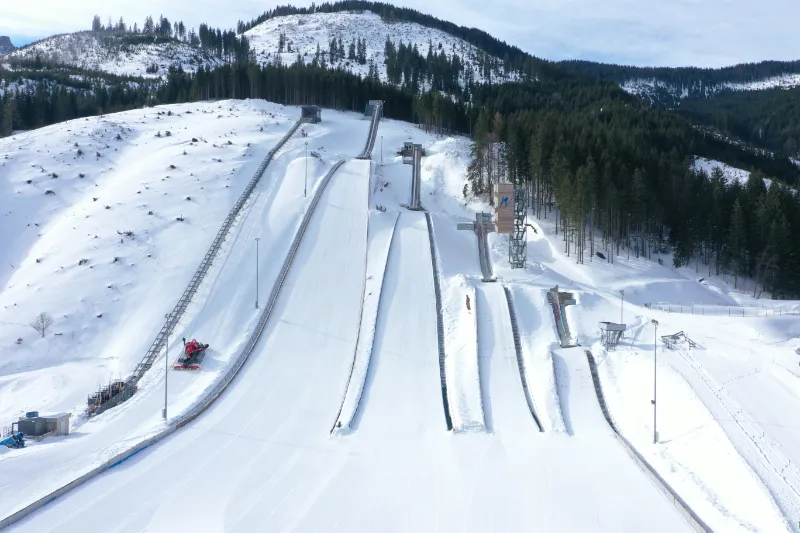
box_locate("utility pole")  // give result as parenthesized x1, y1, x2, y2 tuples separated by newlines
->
(651, 319, 658, 444)
(381, 135, 383, 165)
(255, 237, 260, 309)
(163, 313, 169, 420)
(304, 141, 308, 198)
(620, 289, 625, 324)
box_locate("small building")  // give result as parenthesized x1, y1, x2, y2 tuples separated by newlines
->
(17, 412, 71, 439)
(301, 105, 321, 123)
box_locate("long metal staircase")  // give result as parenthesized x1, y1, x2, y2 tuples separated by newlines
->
(92, 117, 310, 416)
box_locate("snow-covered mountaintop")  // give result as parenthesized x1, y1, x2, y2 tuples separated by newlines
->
(622, 73, 800, 102)
(5, 33, 223, 78)
(244, 11, 514, 86)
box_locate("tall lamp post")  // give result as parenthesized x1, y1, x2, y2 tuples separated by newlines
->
(619, 289, 625, 324)
(255, 237, 260, 309)
(163, 313, 169, 420)
(651, 319, 659, 444)
(304, 141, 308, 198)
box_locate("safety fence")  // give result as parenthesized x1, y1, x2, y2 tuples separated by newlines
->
(646, 303, 799, 317)
(90, 117, 310, 417)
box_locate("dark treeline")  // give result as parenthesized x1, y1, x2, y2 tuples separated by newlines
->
(559, 59, 800, 158)
(88, 14, 253, 64)
(559, 59, 800, 90)
(679, 88, 800, 160)
(0, 62, 152, 135)
(460, 80, 800, 297)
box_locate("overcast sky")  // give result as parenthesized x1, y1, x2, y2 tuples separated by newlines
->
(3, 0, 799, 68)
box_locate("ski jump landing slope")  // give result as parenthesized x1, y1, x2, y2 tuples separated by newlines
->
(11, 315, 691, 530)
(353, 211, 444, 435)
(476, 284, 538, 435)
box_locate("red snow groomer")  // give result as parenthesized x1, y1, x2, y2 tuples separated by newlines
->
(173, 337, 209, 370)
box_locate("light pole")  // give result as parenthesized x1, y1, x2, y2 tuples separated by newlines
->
(304, 141, 308, 198)
(651, 319, 658, 444)
(255, 237, 260, 309)
(163, 313, 169, 420)
(380, 135, 383, 165)
(619, 289, 625, 324)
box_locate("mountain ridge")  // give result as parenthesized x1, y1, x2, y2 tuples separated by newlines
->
(0, 36, 16, 55)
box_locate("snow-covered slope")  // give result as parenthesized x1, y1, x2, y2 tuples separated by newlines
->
(1, 101, 797, 533)
(245, 11, 514, 86)
(5, 33, 222, 78)
(622, 73, 800, 102)
(693, 156, 774, 188)
(0, 100, 297, 426)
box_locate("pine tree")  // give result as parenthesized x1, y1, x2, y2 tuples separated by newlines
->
(92, 15, 102, 32)
(729, 198, 747, 288)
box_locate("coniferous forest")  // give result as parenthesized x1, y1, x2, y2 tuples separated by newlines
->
(1, 4, 799, 298)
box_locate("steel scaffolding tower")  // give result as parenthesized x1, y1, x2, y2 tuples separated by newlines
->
(509, 186, 527, 268)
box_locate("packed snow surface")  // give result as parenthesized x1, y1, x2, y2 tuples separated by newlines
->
(1, 102, 797, 532)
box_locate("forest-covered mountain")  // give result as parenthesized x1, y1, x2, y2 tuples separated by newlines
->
(559, 60, 800, 159)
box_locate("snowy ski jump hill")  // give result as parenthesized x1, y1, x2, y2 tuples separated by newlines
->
(0, 100, 799, 532)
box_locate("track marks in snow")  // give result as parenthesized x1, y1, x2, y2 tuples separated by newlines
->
(356, 212, 443, 436)
(508, 285, 566, 433)
(674, 349, 800, 526)
(476, 284, 539, 435)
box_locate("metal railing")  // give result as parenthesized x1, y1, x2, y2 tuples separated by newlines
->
(425, 212, 453, 431)
(92, 117, 310, 416)
(646, 303, 799, 317)
(503, 286, 543, 432)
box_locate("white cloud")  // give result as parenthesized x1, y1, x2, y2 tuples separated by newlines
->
(2, 0, 799, 67)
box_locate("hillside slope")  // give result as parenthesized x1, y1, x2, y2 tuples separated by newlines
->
(244, 10, 514, 86)
(5, 32, 223, 78)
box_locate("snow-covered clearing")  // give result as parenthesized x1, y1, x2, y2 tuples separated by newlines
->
(621, 73, 800, 101)
(1, 101, 797, 532)
(245, 11, 515, 87)
(6, 33, 222, 78)
(693, 155, 776, 188)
